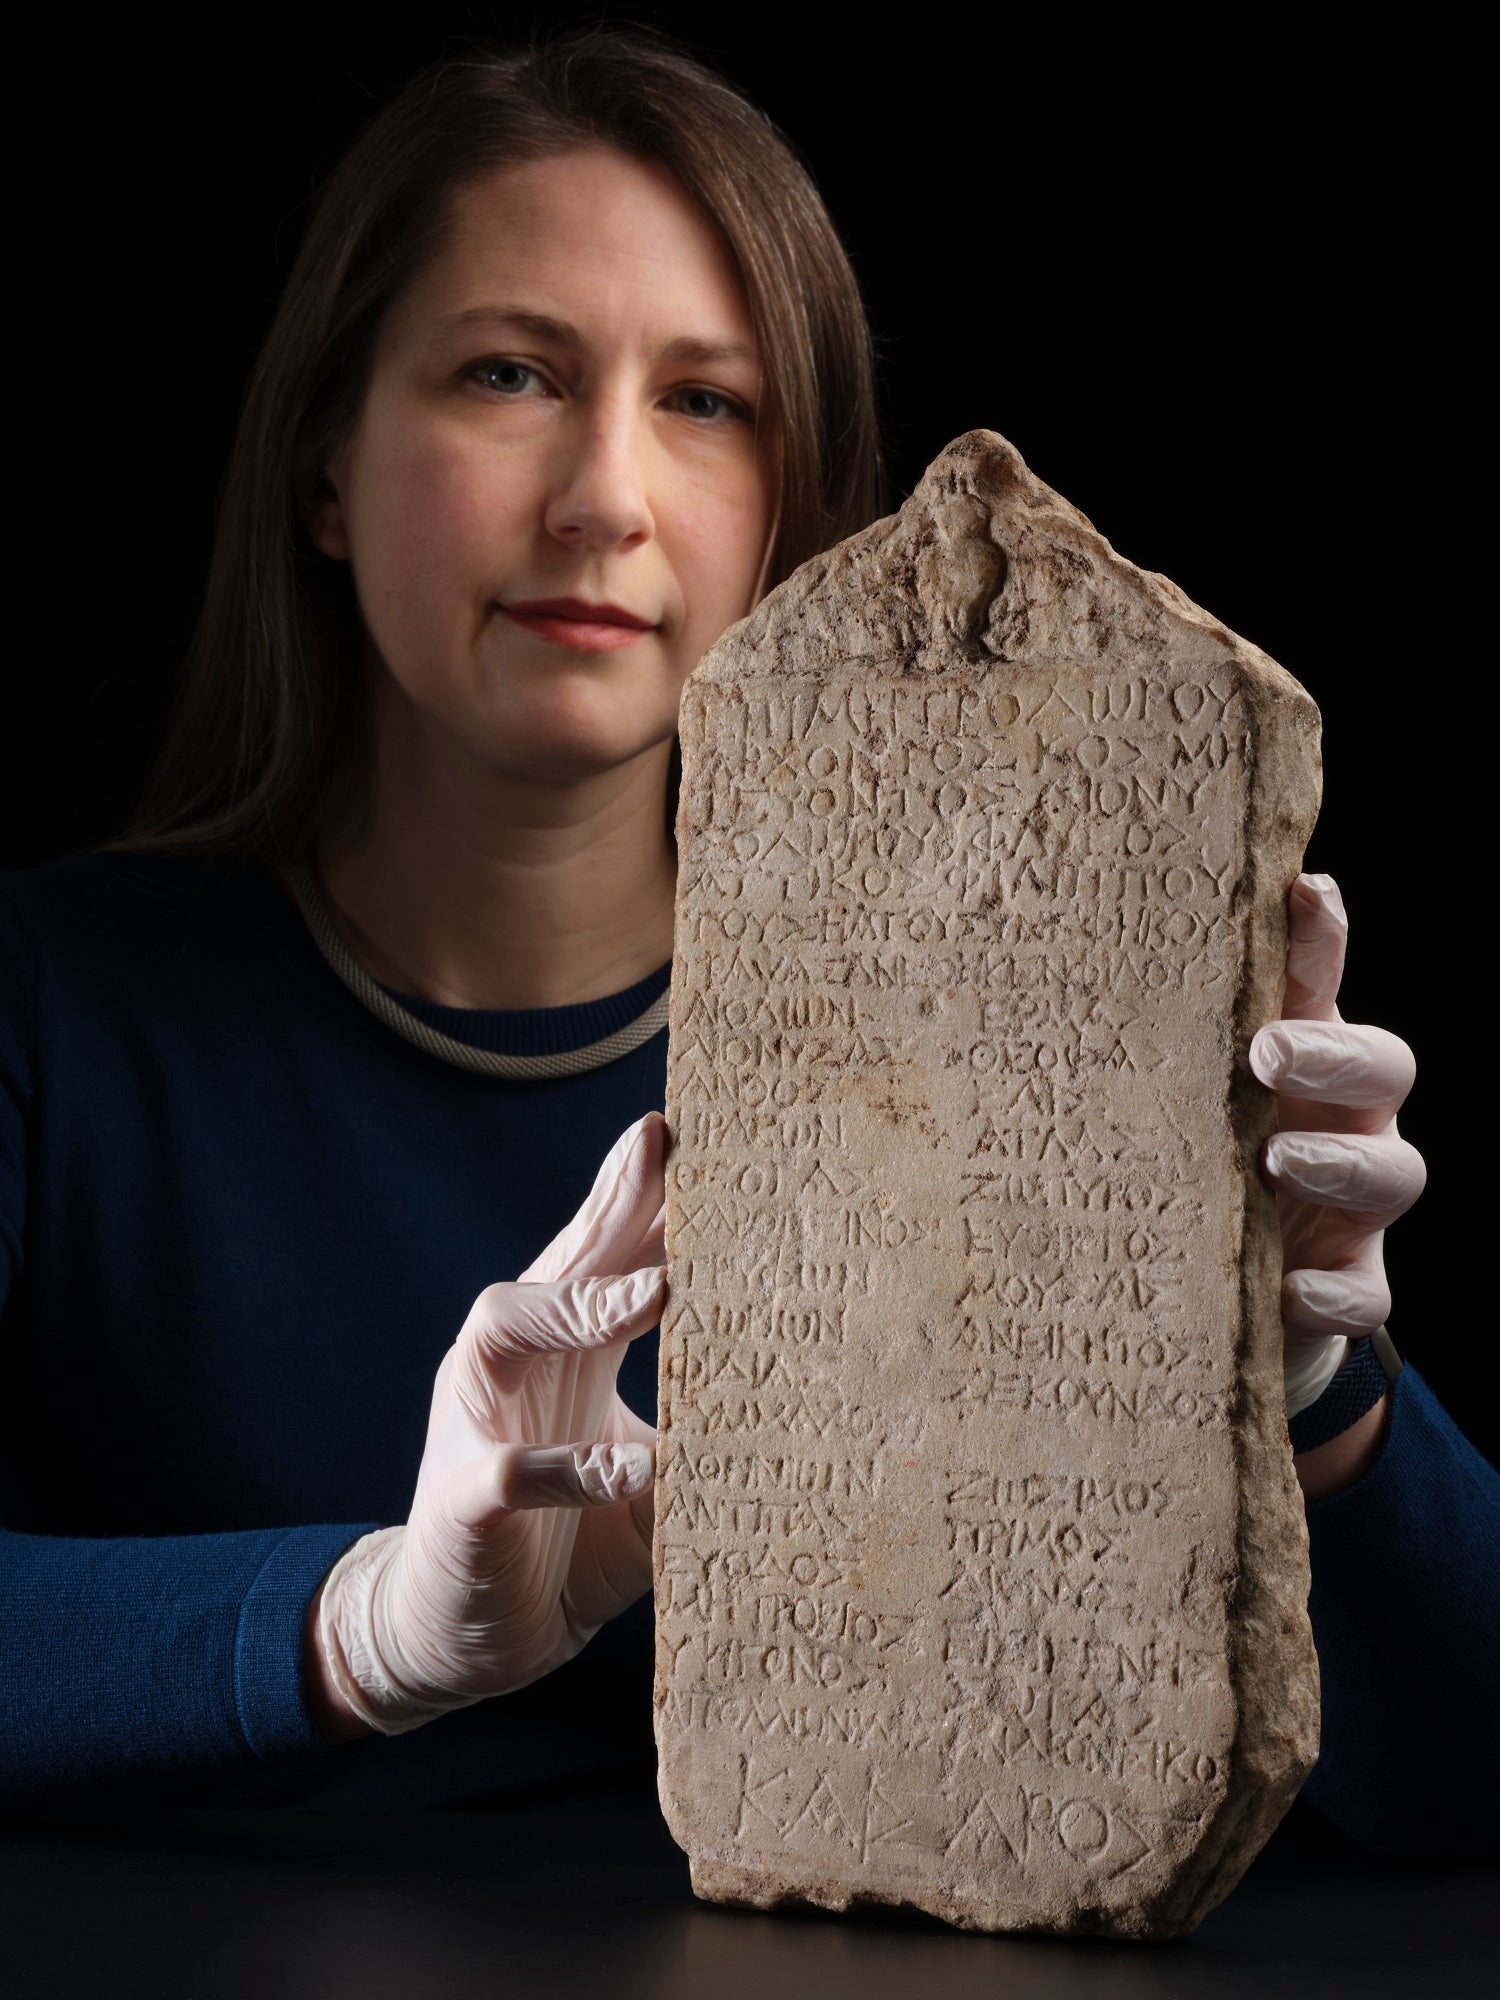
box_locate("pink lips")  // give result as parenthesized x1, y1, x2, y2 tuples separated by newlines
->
(500, 596, 656, 653)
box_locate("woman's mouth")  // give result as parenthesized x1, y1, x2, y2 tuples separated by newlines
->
(499, 597, 657, 653)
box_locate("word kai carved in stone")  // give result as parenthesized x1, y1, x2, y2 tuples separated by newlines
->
(654, 429, 1321, 1939)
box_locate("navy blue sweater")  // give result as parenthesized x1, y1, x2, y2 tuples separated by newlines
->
(2, 852, 1496, 1847)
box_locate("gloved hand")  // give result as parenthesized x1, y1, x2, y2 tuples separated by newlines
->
(1249, 873, 1426, 1421)
(316, 1112, 668, 1735)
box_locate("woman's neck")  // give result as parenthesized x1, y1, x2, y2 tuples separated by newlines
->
(280, 684, 678, 1013)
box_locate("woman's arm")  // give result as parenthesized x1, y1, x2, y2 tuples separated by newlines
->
(1253, 876, 1500, 1855)
(0, 1520, 382, 1808)
(1, 882, 382, 1805)
(1296, 1363, 1500, 1857)
(1294, 1389, 1391, 1501)
(1, 883, 666, 1801)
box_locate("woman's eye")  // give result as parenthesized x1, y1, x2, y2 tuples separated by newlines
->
(467, 358, 541, 397)
(672, 387, 743, 422)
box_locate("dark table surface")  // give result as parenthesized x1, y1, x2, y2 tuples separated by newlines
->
(4, 1787, 1496, 2000)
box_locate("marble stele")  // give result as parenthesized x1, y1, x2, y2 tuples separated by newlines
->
(654, 430, 1322, 1939)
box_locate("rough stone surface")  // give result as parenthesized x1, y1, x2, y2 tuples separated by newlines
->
(654, 430, 1321, 1939)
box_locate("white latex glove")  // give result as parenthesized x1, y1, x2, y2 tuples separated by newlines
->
(317, 1112, 668, 1735)
(1250, 874, 1426, 1420)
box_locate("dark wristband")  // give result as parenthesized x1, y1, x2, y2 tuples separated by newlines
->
(1288, 1324, 1404, 1454)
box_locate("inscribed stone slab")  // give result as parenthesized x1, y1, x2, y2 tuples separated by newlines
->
(654, 430, 1321, 1939)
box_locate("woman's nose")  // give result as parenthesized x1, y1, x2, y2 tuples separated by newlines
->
(543, 406, 655, 553)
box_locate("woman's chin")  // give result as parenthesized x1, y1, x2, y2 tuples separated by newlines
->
(470, 718, 676, 788)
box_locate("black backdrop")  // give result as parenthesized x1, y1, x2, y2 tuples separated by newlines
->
(5, 10, 1487, 1461)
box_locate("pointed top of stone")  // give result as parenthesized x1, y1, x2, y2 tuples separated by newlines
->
(698, 429, 1303, 691)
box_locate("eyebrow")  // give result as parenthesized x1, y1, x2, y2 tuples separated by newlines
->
(435, 305, 758, 367)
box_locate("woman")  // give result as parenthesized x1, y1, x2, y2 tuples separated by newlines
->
(1, 31, 1493, 1845)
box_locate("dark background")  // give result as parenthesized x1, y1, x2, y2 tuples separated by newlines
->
(5, 11, 1487, 1459)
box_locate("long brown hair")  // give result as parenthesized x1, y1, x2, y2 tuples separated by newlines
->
(103, 26, 884, 866)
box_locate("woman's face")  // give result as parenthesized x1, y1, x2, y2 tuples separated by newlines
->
(304, 145, 772, 787)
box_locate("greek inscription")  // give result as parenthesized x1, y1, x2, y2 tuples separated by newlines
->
(657, 432, 1319, 1935)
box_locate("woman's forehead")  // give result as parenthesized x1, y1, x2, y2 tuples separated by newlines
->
(398, 147, 757, 354)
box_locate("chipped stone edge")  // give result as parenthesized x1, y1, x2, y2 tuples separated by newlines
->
(1151, 640, 1324, 1934)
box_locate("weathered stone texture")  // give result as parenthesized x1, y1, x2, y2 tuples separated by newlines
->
(654, 430, 1321, 1938)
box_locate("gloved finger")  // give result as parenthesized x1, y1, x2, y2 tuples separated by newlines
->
(1282, 1326, 1352, 1420)
(462, 1267, 666, 1375)
(1276, 1197, 1371, 1274)
(517, 1113, 668, 1285)
(624, 1202, 665, 1273)
(1281, 873, 1347, 1022)
(608, 1398, 659, 1449)
(1263, 1130, 1427, 1220)
(1282, 1257, 1393, 1342)
(1249, 1019, 1416, 1111)
(564, 1471, 657, 1627)
(492, 1439, 656, 1511)
(588, 1386, 659, 1458)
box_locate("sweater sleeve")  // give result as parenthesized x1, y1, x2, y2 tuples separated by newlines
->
(1300, 1361, 1500, 1858)
(0, 880, 380, 1809)
(0, 1519, 381, 1807)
